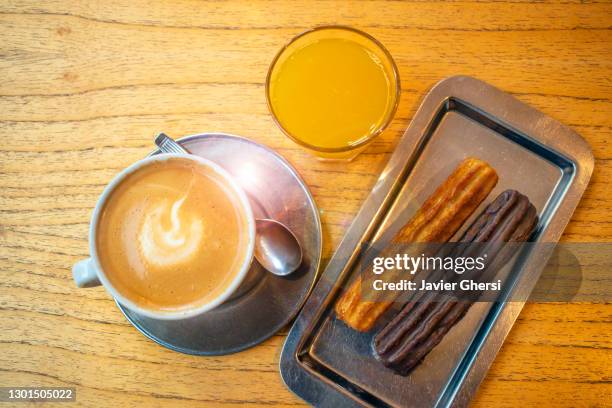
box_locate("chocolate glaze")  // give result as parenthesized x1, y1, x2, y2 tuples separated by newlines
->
(373, 190, 538, 376)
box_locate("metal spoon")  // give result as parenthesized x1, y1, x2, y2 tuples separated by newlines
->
(154, 133, 303, 276)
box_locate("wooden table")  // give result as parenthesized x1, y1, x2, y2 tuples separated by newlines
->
(1, 1, 610, 407)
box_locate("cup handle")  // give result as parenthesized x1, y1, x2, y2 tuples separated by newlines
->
(72, 258, 101, 288)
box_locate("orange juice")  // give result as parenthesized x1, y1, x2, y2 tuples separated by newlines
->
(267, 27, 399, 158)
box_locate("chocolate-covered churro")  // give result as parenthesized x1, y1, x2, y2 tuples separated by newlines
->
(373, 190, 538, 375)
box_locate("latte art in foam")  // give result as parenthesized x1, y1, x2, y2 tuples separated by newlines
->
(96, 158, 251, 311)
(139, 196, 204, 268)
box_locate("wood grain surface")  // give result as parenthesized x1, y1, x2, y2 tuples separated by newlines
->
(0, 1, 610, 407)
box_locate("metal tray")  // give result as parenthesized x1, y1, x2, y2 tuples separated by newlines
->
(279, 76, 594, 407)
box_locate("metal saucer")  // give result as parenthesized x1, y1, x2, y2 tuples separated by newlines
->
(116, 133, 322, 355)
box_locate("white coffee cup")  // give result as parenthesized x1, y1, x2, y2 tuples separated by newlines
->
(72, 153, 256, 320)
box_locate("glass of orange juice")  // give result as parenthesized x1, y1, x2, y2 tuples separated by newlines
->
(266, 26, 400, 160)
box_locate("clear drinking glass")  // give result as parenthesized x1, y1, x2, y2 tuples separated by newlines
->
(266, 26, 400, 160)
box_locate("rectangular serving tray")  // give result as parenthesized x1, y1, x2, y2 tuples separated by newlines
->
(279, 75, 594, 408)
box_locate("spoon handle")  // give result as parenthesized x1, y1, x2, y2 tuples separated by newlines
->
(155, 133, 190, 155)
